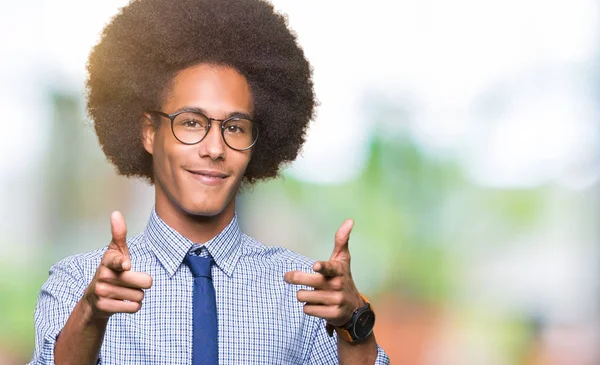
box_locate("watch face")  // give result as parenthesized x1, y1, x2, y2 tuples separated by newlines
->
(353, 310, 375, 340)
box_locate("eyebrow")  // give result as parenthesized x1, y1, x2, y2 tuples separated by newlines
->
(173, 106, 253, 120)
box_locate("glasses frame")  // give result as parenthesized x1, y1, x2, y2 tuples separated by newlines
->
(149, 110, 259, 151)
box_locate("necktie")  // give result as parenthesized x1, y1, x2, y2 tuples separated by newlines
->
(184, 253, 218, 364)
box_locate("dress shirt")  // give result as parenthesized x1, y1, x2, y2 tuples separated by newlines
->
(31, 209, 390, 364)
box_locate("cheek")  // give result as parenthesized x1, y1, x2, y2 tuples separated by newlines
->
(152, 133, 179, 180)
(236, 152, 252, 176)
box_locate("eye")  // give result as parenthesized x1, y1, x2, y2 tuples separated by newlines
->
(183, 120, 200, 128)
(225, 124, 244, 134)
(178, 118, 207, 129)
(223, 119, 251, 135)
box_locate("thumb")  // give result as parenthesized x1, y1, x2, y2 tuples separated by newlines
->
(330, 219, 354, 261)
(110, 211, 131, 271)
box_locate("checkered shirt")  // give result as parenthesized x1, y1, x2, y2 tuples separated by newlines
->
(30, 209, 390, 364)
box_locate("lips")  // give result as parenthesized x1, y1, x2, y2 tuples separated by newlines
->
(188, 169, 229, 178)
(186, 169, 230, 186)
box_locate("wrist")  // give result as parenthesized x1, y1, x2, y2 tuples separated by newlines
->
(336, 331, 378, 365)
(79, 295, 109, 327)
(328, 293, 365, 327)
(327, 293, 376, 343)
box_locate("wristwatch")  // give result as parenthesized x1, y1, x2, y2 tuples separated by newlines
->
(326, 293, 376, 343)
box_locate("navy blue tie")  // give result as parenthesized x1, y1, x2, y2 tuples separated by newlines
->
(184, 253, 218, 365)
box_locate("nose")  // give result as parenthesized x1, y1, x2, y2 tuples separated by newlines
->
(197, 122, 226, 160)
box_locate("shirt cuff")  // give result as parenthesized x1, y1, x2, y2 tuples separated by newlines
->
(29, 333, 58, 364)
(30, 332, 103, 365)
(374, 343, 391, 365)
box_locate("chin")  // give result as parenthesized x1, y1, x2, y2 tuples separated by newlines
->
(179, 196, 232, 219)
(179, 204, 221, 218)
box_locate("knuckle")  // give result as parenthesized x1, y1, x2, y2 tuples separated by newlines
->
(131, 301, 142, 313)
(135, 290, 145, 302)
(97, 268, 113, 282)
(94, 282, 108, 297)
(96, 298, 109, 312)
(333, 292, 344, 304)
(330, 279, 342, 291)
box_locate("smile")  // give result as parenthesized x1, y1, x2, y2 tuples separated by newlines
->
(186, 169, 229, 186)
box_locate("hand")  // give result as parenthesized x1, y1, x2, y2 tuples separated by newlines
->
(284, 219, 363, 327)
(83, 211, 153, 320)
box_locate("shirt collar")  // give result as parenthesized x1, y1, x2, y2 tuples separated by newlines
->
(144, 208, 243, 278)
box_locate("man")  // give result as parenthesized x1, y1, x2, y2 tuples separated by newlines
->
(31, 0, 390, 363)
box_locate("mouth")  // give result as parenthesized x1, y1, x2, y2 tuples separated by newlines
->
(186, 169, 230, 185)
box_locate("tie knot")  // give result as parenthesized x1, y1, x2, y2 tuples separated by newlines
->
(184, 254, 213, 278)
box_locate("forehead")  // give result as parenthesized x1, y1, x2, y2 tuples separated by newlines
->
(163, 63, 254, 117)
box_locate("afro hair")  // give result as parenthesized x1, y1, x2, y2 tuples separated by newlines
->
(86, 0, 315, 184)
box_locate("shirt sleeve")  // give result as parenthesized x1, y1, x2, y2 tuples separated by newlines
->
(29, 256, 88, 365)
(307, 318, 391, 365)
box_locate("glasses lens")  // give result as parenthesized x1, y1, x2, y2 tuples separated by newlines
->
(172, 112, 209, 144)
(223, 118, 257, 150)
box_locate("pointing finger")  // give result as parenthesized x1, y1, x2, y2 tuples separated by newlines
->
(96, 263, 153, 289)
(103, 249, 129, 272)
(314, 261, 343, 277)
(94, 282, 145, 302)
(112, 271, 153, 290)
(284, 271, 326, 288)
(110, 211, 130, 271)
(330, 219, 354, 261)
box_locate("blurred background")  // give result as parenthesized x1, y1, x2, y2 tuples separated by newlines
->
(1, 0, 599, 363)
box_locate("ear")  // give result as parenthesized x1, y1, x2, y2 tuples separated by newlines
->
(141, 113, 156, 155)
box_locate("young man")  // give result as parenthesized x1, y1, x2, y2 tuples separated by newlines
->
(31, 0, 389, 364)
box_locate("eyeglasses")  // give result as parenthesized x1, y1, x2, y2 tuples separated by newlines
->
(149, 110, 259, 151)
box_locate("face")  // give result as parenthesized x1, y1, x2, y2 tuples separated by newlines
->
(142, 64, 254, 220)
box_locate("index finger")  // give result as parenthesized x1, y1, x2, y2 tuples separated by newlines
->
(110, 211, 130, 270)
(113, 271, 153, 290)
(313, 261, 344, 277)
(284, 271, 326, 288)
(102, 249, 130, 272)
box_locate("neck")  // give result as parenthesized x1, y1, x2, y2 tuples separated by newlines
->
(155, 198, 236, 244)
